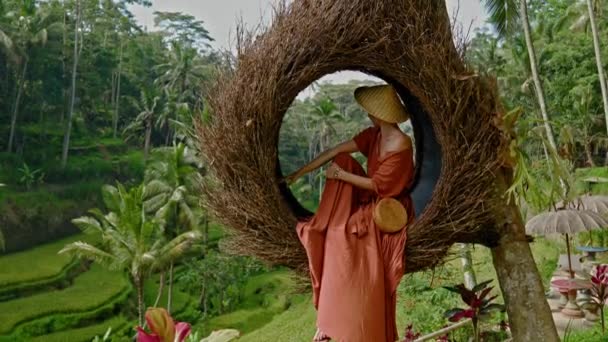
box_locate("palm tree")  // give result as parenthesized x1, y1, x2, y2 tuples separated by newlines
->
(482, 0, 558, 150)
(563, 0, 608, 153)
(60, 0, 80, 168)
(124, 88, 162, 159)
(59, 183, 201, 326)
(476, 2, 561, 339)
(154, 41, 212, 109)
(143, 142, 203, 313)
(0, 0, 55, 152)
(307, 98, 344, 200)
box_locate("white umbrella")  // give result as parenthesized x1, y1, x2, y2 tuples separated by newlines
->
(526, 210, 608, 278)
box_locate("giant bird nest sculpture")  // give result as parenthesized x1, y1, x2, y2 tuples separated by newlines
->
(196, 0, 512, 279)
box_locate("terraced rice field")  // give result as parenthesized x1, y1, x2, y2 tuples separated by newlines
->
(0, 234, 133, 341)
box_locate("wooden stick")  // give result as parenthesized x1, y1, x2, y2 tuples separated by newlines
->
(412, 319, 472, 342)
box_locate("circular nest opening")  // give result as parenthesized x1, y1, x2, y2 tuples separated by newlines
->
(197, 0, 505, 276)
(278, 71, 441, 222)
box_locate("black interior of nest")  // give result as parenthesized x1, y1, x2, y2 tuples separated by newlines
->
(277, 72, 442, 220)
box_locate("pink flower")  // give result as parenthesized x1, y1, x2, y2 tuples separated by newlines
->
(136, 307, 191, 342)
(592, 265, 608, 285)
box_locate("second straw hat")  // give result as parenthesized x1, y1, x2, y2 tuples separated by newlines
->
(354, 84, 410, 124)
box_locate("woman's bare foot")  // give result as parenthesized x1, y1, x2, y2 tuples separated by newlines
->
(313, 327, 330, 341)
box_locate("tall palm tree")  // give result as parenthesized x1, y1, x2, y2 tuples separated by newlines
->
(0, 0, 55, 152)
(143, 142, 203, 313)
(477, 3, 561, 339)
(124, 88, 162, 159)
(61, 0, 81, 169)
(307, 97, 344, 200)
(59, 183, 201, 326)
(565, 0, 608, 152)
(154, 41, 212, 109)
(482, 0, 558, 150)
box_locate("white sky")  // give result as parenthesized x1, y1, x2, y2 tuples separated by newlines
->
(130, 1, 488, 95)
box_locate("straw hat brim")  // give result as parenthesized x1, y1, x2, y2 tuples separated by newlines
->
(355, 85, 410, 124)
(374, 197, 408, 233)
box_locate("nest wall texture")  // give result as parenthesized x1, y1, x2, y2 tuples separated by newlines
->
(196, 0, 510, 276)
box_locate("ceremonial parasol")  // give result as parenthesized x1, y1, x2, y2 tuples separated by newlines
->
(557, 195, 608, 215)
(556, 195, 608, 245)
(526, 210, 608, 278)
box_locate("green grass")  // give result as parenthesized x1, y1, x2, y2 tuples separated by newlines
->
(0, 264, 130, 335)
(193, 270, 295, 338)
(144, 272, 197, 322)
(28, 316, 130, 342)
(576, 166, 608, 195)
(231, 239, 560, 341)
(0, 233, 98, 294)
(235, 294, 315, 342)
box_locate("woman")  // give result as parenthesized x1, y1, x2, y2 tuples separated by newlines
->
(284, 84, 416, 342)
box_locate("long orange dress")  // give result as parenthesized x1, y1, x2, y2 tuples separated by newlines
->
(296, 125, 415, 342)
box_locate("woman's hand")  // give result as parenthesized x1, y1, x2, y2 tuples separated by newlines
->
(325, 162, 343, 180)
(282, 170, 305, 185)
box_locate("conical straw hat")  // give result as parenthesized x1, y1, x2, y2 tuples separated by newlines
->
(354, 84, 410, 123)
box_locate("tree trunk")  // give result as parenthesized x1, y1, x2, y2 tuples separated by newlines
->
(520, 0, 557, 150)
(153, 272, 165, 308)
(7, 60, 28, 153)
(458, 243, 477, 290)
(113, 40, 123, 138)
(61, 2, 67, 123)
(584, 140, 595, 167)
(492, 169, 559, 341)
(203, 214, 209, 255)
(136, 275, 145, 327)
(587, 0, 608, 136)
(144, 119, 152, 160)
(198, 276, 207, 314)
(61, 0, 80, 169)
(167, 262, 174, 313)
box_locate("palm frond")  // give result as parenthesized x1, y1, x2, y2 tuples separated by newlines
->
(71, 216, 104, 234)
(155, 231, 202, 267)
(101, 184, 120, 212)
(0, 29, 20, 64)
(30, 28, 48, 45)
(59, 242, 117, 268)
(482, 0, 520, 38)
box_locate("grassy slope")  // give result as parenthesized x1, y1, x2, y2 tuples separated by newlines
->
(192, 270, 296, 338)
(28, 316, 129, 342)
(0, 234, 96, 289)
(0, 264, 129, 335)
(234, 238, 560, 341)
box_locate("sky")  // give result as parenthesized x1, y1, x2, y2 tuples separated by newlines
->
(130, 1, 488, 95)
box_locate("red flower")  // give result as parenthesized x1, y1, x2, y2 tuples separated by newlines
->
(136, 308, 191, 342)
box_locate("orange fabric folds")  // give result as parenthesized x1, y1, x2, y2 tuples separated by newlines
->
(296, 126, 415, 342)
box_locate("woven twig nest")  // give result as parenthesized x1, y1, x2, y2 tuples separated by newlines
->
(196, 0, 508, 276)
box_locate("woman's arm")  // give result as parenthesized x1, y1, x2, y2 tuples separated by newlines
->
(283, 139, 358, 184)
(327, 164, 374, 191)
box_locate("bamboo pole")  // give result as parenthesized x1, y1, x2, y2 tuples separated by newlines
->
(412, 319, 472, 342)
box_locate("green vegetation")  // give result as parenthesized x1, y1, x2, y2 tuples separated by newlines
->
(0, 265, 129, 335)
(234, 240, 560, 341)
(28, 316, 129, 342)
(0, 234, 98, 295)
(195, 270, 294, 337)
(60, 183, 202, 326)
(0, 0, 608, 340)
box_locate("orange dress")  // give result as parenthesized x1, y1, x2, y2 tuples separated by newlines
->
(296, 126, 415, 342)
